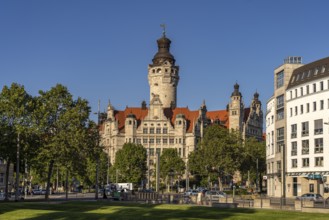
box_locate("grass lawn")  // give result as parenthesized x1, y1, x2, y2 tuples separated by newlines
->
(0, 201, 328, 220)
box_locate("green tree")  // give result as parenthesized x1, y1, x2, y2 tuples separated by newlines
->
(188, 125, 243, 188)
(83, 120, 108, 190)
(0, 83, 34, 200)
(240, 137, 266, 191)
(31, 84, 91, 199)
(111, 143, 147, 186)
(159, 148, 185, 191)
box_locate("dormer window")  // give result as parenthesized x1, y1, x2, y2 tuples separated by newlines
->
(314, 67, 319, 75)
(307, 70, 312, 77)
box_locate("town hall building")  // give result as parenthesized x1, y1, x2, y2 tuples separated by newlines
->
(100, 31, 263, 184)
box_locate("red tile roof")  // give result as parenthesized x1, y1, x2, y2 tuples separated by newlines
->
(114, 107, 148, 131)
(111, 106, 250, 132)
(206, 110, 229, 128)
(164, 107, 200, 133)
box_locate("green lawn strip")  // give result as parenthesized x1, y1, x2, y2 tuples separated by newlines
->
(0, 201, 329, 220)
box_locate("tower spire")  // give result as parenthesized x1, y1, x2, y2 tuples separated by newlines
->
(160, 24, 166, 37)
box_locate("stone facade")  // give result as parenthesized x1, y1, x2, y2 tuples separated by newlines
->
(100, 32, 263, 186)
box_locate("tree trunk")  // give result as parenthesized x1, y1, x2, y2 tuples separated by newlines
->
(259, 172, 263, 193)
(65, 169, 69, 200)
(4, 158, 11, 201)
(45, 160, 54, 200)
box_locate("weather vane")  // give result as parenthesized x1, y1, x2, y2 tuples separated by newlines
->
(160, 24, 166, 37)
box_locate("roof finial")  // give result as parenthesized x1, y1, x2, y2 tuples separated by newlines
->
(160, 24, 166, 37)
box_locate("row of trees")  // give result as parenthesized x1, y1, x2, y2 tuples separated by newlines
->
(189, 125, 266, 190)
(108, 125, 265, 191)
(0, 83, 104, 200)
(1, 83, 265, 199)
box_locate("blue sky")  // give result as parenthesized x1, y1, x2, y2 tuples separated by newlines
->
(1, 1, 328, 121)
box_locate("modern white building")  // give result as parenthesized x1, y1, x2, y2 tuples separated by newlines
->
(286, 57, 329, 197)
(266, 56, 329, 198)
(265, 56, 303, 198)
(265, 96, 275, 196)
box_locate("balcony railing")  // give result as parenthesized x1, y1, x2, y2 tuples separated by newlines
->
(291, 151, 297, 156)
(315, 147, 323, 153)
(314, 129, 323, 135)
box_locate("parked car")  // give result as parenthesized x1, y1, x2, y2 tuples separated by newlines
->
(31, 189, 46, 195)
(0, 192, 24, 201)
(205, 191, 226, 201)
(297, 193, 323, 202)
(185, 189, 198, 196)
(0, 192, 6, 200)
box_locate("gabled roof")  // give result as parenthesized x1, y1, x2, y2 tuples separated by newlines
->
(164, 107, 200, 133)
(206, 110, 229, 127)
(114, 107, 148, 131)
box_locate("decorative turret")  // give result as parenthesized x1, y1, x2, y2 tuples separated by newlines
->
(245, 91, 263, 140)
(231, 83, 242, 97)
(229, 83, 244, 132)
(199, 100, 207, 120)
(141, 100, 147, 109)
(148, 26, 179, 109)
(251, 91, 262, 115)
(175, 113, 186, 132)
(107, 99, 115, 120)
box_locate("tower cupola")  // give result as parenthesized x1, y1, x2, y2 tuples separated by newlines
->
(231, 83, 242, 97)
(152, 34, 175, 65)
(148, 26, 179, 109)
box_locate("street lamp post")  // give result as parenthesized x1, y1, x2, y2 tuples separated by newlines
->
(15, 132, 20, 201)
(106, 148, 109, 185)
(169, 169, 174, 193)
(282, 143, 286, 205)
(94, 100, 100, 200)
(256, 158, 259, 193)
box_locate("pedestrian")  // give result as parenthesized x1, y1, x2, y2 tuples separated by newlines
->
(197, 191, 202, 205)
(103, 189, 107, 199)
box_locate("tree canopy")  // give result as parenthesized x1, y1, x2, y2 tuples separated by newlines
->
(159, 148, 185, 180)
(111, 143, 147, 186)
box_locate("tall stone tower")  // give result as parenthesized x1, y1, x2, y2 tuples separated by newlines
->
(148, 31, 179, 108)
(229, 83, 244, 132)
(251, 92, 262, 117)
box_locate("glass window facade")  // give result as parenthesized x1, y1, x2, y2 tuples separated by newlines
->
(276, 71, 284, 88)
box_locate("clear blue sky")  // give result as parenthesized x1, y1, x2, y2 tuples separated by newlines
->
(1, 0, 328, 121)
